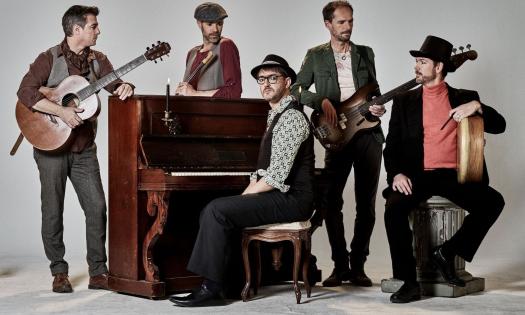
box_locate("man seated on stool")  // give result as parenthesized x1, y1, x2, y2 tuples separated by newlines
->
(383, 35, 506, 303)
(170, 54, 314, 307)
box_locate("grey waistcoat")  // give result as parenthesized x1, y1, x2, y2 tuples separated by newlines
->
(47, 45, 101, 135)
(183, 41, 223, 91)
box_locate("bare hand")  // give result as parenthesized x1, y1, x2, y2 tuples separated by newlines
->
(321, 99, 337, 127)
(392, 173, 413, 195)
(59, 106, 84, 128)
(369, 104, 386, 117)
(449, 100, 482, 122)
(114, 83, 134, 100)
(175, 82, 196, 96)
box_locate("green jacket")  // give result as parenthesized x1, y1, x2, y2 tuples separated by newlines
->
(291, 41, 384, 142)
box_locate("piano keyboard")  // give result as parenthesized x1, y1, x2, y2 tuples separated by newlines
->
(169, 172, 252, 177)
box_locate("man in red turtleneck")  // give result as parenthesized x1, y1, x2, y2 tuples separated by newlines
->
(383, 36, 506, 303)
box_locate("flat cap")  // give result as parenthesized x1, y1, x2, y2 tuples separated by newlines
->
(194, 2, 228, 22)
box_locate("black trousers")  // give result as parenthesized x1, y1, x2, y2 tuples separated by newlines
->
(187, 190, 312, 283)
(322, 132, 383, 271)
(384, 169, 504, 282)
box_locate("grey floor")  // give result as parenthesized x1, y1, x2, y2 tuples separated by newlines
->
(1, 255, 524, 315)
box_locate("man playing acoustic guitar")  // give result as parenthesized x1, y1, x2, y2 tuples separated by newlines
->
(383, 35, 505, 303)
(16, 5, 134, 293)
(291, 1, 386, 287)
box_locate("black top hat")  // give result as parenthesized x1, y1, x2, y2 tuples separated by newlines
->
(410, 35, 455, 72)
(194, 2, 228, 22)
(250, 54, 297, 84)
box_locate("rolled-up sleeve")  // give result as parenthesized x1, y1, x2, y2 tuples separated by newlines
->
(263, 109, 310, 192)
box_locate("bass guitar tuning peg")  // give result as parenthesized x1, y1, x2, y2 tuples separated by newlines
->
(452, 48, 457, 54)
(160, 57, 163, 61)
(459, 46, 465, 53)
(466, 44, 472, 50)
(157, 40, 161, 44)
(146, 46, 150, 50)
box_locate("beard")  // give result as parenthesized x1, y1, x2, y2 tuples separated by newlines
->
(262, 86, 285, 103)
(204, 33, 221, 44)
(335, 31, 351, 42)
(415, 69, 437, 84)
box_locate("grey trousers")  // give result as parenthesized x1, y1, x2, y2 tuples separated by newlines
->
(33, 145, 108, 277)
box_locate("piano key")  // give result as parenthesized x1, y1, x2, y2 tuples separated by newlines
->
(169, 171, 252, 176)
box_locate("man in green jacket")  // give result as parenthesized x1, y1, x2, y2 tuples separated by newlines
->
(291, 0, 385, 287)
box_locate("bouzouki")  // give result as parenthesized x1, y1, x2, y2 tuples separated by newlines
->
(14, 41, 171, 153)
(311, 48, 478, 151)
(183, 50, 217, 82)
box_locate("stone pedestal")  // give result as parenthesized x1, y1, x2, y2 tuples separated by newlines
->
(381, 196, 485, 297)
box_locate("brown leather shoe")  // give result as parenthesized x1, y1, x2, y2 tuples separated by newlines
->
(89, 273, 109, 290)
(53, 272, 73, 293)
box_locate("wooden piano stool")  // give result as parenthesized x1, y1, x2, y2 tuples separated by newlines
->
(241, 221, 312, 304)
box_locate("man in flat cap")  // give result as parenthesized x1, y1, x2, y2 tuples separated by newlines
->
(175, 2, 242, 98)
(169, 54, 314, 307)
(383, 35, 505, 303)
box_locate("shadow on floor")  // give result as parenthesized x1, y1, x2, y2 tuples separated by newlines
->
(0, 266, 20, 277)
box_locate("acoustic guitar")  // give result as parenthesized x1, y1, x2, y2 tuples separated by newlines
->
(15, 41, 171, 152)
(457, 115, 484, 183)
(310, 48, 478, 151)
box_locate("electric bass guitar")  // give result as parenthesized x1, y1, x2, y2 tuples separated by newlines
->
(311, 47, 478, 151)
(15, 41, 171, 152)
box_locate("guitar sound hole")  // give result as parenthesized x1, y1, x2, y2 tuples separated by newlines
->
(62, 93, 80, 108)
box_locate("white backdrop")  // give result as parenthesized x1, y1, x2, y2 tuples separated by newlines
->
(1, 0, 524, 272)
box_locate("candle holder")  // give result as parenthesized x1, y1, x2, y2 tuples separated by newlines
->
(161, 78, 182, 135)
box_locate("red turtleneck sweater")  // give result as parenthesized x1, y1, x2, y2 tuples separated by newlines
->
(423, 81, 457, 169)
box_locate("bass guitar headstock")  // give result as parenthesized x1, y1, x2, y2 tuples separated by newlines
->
(449, 44, 477, 71)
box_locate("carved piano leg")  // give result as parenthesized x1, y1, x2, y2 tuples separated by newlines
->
(142, 191, 170, 282)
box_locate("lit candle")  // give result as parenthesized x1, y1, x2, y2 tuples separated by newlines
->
(298, 86, 302, 104)
(166, 78, 170, 111)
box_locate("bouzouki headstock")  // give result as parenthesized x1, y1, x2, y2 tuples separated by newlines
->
(145, 41, 171, 63)
(449, 44, 477, 71)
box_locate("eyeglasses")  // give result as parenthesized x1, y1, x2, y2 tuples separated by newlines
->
(256, 74, 283, 85)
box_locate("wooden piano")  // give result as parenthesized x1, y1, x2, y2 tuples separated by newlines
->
(107, 95, 269, 298)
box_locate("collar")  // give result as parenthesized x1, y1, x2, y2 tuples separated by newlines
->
(269, 95, 296, 114)
(59, 38, 96, 62)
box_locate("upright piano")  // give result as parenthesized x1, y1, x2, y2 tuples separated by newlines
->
(107, 95, 269, 298)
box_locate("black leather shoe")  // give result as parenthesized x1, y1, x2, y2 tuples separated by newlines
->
(390, 282, 421, 303)
(322, 268, 351, 287)
(169, 287, 200, 303)
(431, 246, 466, 287)
(348, 269, 373, 287)
(170, 284, 225, 307)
